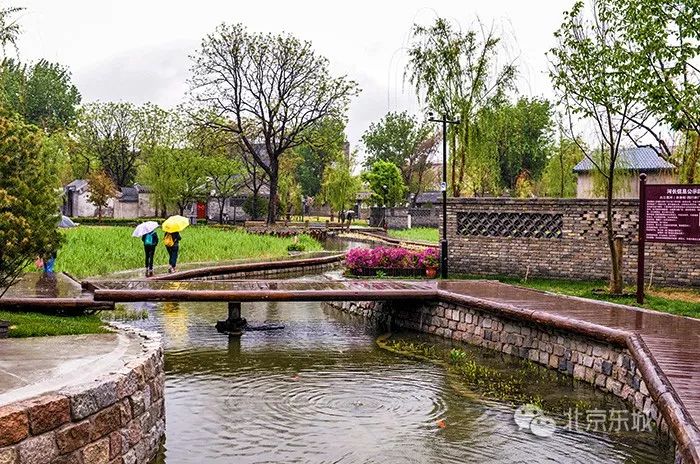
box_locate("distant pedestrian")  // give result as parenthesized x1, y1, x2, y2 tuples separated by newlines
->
(163, 231, 181, 273)
(43, 252, 56, 273)
(345, 210, 355, 230)
(142, 230, 159, 277)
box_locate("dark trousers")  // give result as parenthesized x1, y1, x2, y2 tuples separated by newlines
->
(144, 245, 156, 270)
(166, 246, 179, 268)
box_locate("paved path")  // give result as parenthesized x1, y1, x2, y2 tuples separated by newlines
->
(439, 280, 700, 434)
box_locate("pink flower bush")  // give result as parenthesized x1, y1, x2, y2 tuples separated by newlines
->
(346, 246, 440, 274)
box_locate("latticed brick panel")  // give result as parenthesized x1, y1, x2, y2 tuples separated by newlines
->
(457, 212, 563, 239)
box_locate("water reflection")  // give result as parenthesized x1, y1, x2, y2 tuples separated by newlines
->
(122, 295, 672, 464)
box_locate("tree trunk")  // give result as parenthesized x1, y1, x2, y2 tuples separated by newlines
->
(267, 168, 279, 225)
(605, 165, 623, 294)
(218, 199, 225, 225)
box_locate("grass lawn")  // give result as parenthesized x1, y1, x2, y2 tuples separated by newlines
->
(56, 225, 323, 278)
(453, 274, 700, 319)
(388, 227, 439, 243)
(0, 310, 108, 338)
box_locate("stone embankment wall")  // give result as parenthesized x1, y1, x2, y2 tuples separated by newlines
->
(0, 328, 164, 464)
(444, 198, 700, 287)
(326, 299, 689, 461)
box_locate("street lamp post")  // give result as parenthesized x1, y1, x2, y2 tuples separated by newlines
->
(429, 112, 460, 279)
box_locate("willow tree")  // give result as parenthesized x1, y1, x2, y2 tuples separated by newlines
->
(550, 0, 641, 294)
(189, 23, 359, 223)
(405, 17, 516, 196)
(0, 5, 23, 56)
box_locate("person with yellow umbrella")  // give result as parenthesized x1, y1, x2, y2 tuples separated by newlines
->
(161, 215, 189, 273)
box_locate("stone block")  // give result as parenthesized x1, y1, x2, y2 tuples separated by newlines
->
(121, 420, 142, 449)
(90, 404, 122, 440)
(602, 360, 613, 376)
(52, 452, 84, 464)
(0, 405, 28, 447)
(17, 433, 59, 464)
(573, 364, 586, 380)
(0, 447, 18, 464)
(56, 420, 92, 454)
(24, 394, 70, 435)
(82, 437, 110, 464)
(582, 355, 594, 368)
(109, 431, 123, 460)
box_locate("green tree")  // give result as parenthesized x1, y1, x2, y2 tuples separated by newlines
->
(295, 117, 347, 197)
(189, 23, 360, 224)
(361, 111, 436, 202)
(614, 0, 700, 182)
(550, 0, 641, 294)
(361, 160, 407, 207)
(0, 59, 81, 133)
(76, 102, 145, 187)
(278, 151, 303, 220)
(475, 97, 554, 191)
(406, 17, 517, 196)
(140, 148, 207, 216)
(205, 154, 243, 223)
(540, 135, 583, 198)
(86, 170, 117, 221)
(138, 146, 179, 216)
(322, 157, 360, 218)
(0, 111, 62, 294)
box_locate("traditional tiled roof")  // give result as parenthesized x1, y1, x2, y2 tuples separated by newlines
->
(412, 191, 442, 204)
(573, 147, 676, 173)
(119, 187, 139, 203)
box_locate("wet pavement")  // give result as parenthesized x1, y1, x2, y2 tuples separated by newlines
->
(0, 331, 143, 405)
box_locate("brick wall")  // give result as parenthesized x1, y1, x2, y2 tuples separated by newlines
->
(443, 198, 700, 287)
(0, 328, 164, 464)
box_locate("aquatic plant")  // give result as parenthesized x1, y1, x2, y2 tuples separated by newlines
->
(449, 348, 467, 364)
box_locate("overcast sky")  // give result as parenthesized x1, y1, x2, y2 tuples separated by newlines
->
(14, 0, 572, 154)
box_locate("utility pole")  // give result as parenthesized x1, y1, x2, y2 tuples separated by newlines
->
(429, 112, 460, 278)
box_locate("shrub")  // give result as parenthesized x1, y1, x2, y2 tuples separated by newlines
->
(345, 246, 440, 274)
(287, 243, 305, 252)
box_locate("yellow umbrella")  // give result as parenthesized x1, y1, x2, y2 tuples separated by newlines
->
(162, 215, 190, 233)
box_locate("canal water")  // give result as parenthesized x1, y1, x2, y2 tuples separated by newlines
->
(122, 273, 673, 463)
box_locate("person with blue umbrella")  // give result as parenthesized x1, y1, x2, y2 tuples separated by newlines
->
(133, 221, 159, 277)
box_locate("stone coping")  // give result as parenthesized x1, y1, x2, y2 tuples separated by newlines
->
(446, 197, 640, 206)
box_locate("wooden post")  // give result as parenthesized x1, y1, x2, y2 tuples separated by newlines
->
(636, 174, 647, 304)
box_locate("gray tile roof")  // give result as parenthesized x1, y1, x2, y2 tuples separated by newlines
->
(412, 191, 442, 204)
(573, 147, 676, 173)
(119, 187, 138, 203)
(64, 179, 88, 192)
